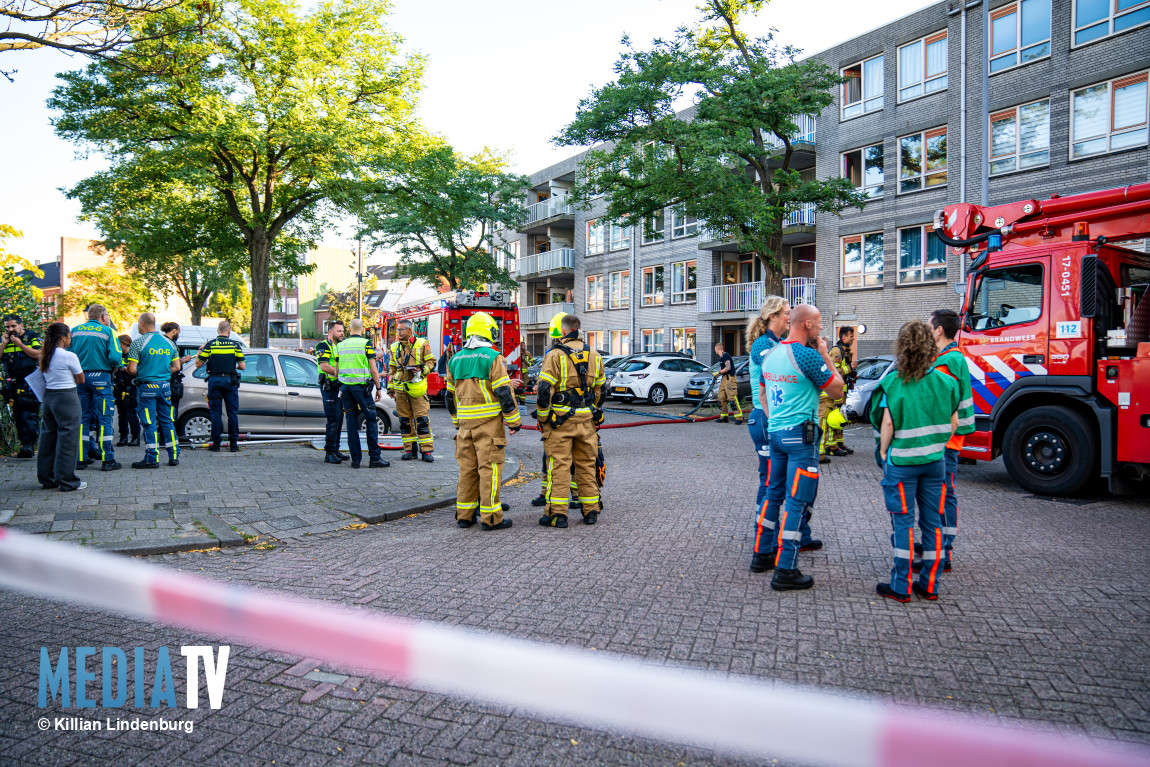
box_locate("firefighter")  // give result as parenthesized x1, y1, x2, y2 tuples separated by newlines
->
(713, 342, 742, 424)
(445, 312, 520, 530)
(114, 334, 140, 447)
(125, 313, 181, 468)
(389, 318, 436, 462)
(2, 313, 42, 458)
(532, 313, 579, 509)
(535, 313, 606, 528)
(194, 320, 246, 452)
(315, 320, 348, 463)
(334, 318, 389, 469)
(822, 326, 855, 458)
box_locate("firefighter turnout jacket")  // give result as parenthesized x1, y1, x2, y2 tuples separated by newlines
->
(388, 338, 434, 388)
(535, 338, 606, 428)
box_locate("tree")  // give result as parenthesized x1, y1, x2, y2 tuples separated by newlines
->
(52, 0, 427, 347)
(351, 147, 527, 293)
(0, 225, 46, 454)
(206, 277, 251, 333)
(56, 263, 151, 329)
(555, 0, 867, 291)
(322, 275, 379, 330)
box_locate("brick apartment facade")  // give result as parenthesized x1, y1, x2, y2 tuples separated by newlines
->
(502, 0, 1150, 362)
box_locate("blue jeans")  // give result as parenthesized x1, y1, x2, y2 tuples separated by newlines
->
(322, 384, 342, 453)
(881, 459, 945, 596)
(943, 448, 959, 564)
(762, 425, 819, 570)
(341, 384, 381, 464)
(207, 376, 240, 445)
(77, 370, 115, 462)
(136, 381, 177, 463)
(747, 409, 773, 555)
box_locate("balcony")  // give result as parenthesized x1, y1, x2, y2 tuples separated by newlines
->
(783, 277, 816, 309)
(519, 195, 575, 233)
(697, 282, 767, 319)
(766, 114, 817, 170)
(519, 302, 575, 328)
(782, 202, 816, 246)
(516, 248, 575, 279)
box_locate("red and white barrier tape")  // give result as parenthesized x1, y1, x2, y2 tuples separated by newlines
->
(0, 528, 1145, 767)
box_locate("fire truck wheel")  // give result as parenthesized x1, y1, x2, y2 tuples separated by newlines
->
(1002, 405, 1097, 496)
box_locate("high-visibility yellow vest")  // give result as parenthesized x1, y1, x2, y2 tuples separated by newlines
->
(335, 336, 372, 385)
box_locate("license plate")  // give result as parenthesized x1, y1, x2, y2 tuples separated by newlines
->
(613, 387, 628, 393)
(686, 389, 701, 396)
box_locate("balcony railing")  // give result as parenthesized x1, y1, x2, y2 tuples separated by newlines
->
(698, 282, 766, 314)
(525, 195, 575, 224)
(519, 302, 575, 326)
(516, 248, 575, 277)
(783, 277, 816, 309)
(766, 114, 817, 148)
(784, 203, 816, 227)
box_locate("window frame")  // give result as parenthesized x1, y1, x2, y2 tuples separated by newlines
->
(841, 54, 885, 120)
(608, 269, 631, 310)
(896, 225, 949, 286)
(1072, 0, 1150, 48)
(641, 328, 665, 353)
(585, 274, 605, 312)
(670, 207, 698, 239)
(586, 219, 604, 255)
(989, 98, 1052, 176)
(897, 126, 948, 194)
(1070, 70, 1149, 159)
(841, 231, 885, 290)
(897, 31, 948, 103)
(989, 0, 1052, 74)
(642, 210, 666, 244)
(585, 330, 603, 352)
(610, 329, 631, 355)
(279, 354, 320, 388)
(670, 260, 698, 304)
(968, 263, 1046, 330)
(671, 327, 697, 356)
(609, 222, 632, 251)
(841, 142, 885, 198)
(641, 265, 665, 306)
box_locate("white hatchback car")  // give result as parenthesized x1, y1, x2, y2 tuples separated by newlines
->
(609, 355, 710, 405)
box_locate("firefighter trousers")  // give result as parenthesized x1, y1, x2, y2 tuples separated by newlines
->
(818, 397, 843, 454)
(717, 377, 742, 418)
(395, 390, 433, 452)
(455, 417, 507, 524)
(542, 418, 600, 519)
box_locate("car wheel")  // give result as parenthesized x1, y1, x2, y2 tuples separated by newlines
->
(177, 410, 212, 441)
(648, 384, 667, 405)
(358, 410, 392, 434)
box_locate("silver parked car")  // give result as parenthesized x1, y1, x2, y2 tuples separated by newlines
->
(175, 348, 395, 440)
(842, 355, 896, 421)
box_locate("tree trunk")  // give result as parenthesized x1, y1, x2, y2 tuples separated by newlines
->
(249, 233, 272, 347)
(189, 298, 203, 326)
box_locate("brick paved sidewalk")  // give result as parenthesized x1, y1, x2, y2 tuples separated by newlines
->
(0, 411, 1147, 766)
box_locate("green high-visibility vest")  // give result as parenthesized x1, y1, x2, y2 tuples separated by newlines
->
(335, 336, 372, 385)
(870, 368, 959, 466)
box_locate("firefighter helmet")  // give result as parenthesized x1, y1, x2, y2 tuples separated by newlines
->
(464, 311, 497, 341)
(549, 311, 568, 339)
(404, 374, 428, 398)
(826, 407, 849, 430)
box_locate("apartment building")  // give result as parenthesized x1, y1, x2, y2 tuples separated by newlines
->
(504, 0, 1150, 362)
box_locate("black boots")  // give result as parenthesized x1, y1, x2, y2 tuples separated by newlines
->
(102, 460, 122, 472)
(421, 452, 434, 463)
(771, 568, 814, 591)
(401, 448, 416, 460)
(538, 514, 568, 528)
(481, 519, 513, 530)
(876, 583, 910, 602)
(128, 436, 140, 447)
(324, 453, 342, 464)
(531, 494, 547, 507)
(582, 511, 597, 525)
(749, 552, 776, 572)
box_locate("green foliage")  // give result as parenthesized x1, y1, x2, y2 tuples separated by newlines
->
(555, 0, 867, 280)
(56, 264, 151, 328)
(322, 275, 379, 330)
(0, 225, 48, 452)
(350, 147, 527, 292)
(51, 0, 428, 347)
(206, 278, 252, 333)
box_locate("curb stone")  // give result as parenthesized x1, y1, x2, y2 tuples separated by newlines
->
(352, 452, 521, 524)
(92, 513, 244, 556)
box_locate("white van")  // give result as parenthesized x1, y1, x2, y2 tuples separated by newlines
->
(128, 322, 247, 358)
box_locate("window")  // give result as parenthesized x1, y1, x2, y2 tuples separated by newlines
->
(642, 265, 665, 306)
(670, 260, 697, 303)
(643, 210, 665, 243)
(1073, 0, 1150, 45)
(241, 354, 278, 386)
(641, 328, 665, 353)
(990, 99, 1051, 174)
(610, 330, 631, 355)
(969, 264, 1044, 330)
(842, 54, 884, 119)
(897, 226, 948, 285)
(842, 143, 884, 197)
(609, 270, 630, 309)
(586, 275, 605, 311)
(672, 327, 697, 356)
(1071, 72, 1148, 158)
(899, 127, 947, 193)
(898, 32, 947, 101)
(609, 223, 632, 251)
(585, 331, 603, 352)
(671, 207, 698, 238)
(842, 232, 884, 289)
(587, 220, 604, 255)
(990, 0, 1051, 72)
(502, 240, 519, 272)
(285, 297, 297, 314)
(279, 355, 319, 388)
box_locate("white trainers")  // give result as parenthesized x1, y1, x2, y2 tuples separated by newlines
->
(77, 481, 87, 491)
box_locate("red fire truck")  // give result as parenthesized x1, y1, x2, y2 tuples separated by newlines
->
(376, 290, 523, 403)
(933, 182, 1150, 496)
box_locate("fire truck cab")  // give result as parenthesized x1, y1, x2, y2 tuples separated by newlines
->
(377, 290, 523, 403)
(934, 183, 1150, 496)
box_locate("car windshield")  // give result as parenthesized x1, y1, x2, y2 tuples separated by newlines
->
(855, 358, 892, 381)
(620, 361, 649, 372)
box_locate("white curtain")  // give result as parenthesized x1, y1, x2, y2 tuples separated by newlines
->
(1073, 85, 1108, 139)
(1113, 79, 1148, 131)
(864, 56, 884, 98)
(899, 42, 924, 86)
(1019, 100, 1050, 152)
(926, 37, 947, 78)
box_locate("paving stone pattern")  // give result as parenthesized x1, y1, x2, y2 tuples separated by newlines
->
(1, 409, 1148, 767)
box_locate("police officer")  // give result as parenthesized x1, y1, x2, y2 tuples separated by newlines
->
(125, 313, 181, 468)
(389, 318, 436, 462)
(114, 334, 140, 447)
(315, 320, 348, 464)
(334, 318, 389, 469)
(445, 312, 520, 530)
(713, 342, 742, 424)
(535, 313, 606, 528)
(759, 304, 844, 591)
(2, 313, 43, 457)
(195, 320, 245, 452)
(70, 304, 123, 470)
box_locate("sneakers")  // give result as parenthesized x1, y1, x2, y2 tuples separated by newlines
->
(16, 447, 33, 459)
(421, 453, 434, 463)
(538, 514, 568, 528)
(457, 517, 476, 528)
(912, 583, 939, 601)
(582, 511, 598, 525)
(128, 436, 140, 447)
(60, 481, 88, 492)
(771, 568, 814, 591)
(481, 519, 513, 531)
(749, 552, 776, 573)
(368, 459, 390, 468)
(168, 458, 179, 467)
(531, 494, 547, 507)
(101, 460, 122, 472)
(324, 453, 342, 464)
(400, 449, 416, 461)
(131, 460, 159, 469)
(876, 583, 910, 602)
(799, 539, 824, 552)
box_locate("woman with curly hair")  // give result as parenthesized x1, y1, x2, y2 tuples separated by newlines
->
(868, 321, 959, 602)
